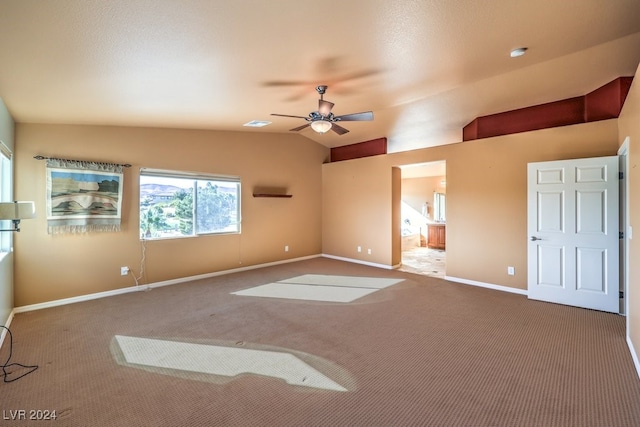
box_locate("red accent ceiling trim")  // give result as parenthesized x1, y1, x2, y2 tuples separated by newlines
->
(331, 137, 387, 162)
(463, 77, 633, 141)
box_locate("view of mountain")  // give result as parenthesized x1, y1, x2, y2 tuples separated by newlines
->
(140, 183, 184, 197)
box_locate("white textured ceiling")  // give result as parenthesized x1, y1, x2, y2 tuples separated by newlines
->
(1, 0, 639, 153)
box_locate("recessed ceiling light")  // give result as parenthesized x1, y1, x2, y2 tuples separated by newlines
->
(510, 47, 528, 58)
(243, 120, 271, 128)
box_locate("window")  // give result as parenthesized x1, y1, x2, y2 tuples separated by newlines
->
(139, 169, 240, 240)
(0, 143, 11, 252)
(433, 192, 446, 222)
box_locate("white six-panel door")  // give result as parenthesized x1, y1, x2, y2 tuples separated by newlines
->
(527, 156, 619, 313)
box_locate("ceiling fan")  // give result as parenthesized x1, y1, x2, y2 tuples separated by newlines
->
(270, 85, 373, 135)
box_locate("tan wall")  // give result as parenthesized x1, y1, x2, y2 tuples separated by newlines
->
(402, 175, 446, 221)
(617, 64, 640, 360)
(14, 124, 328, 306)
(391, 167, 401, 266)
(322, 119, 620, 289)
(322, 155, 395, 265)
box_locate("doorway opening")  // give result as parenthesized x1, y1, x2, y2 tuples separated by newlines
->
(397, 160, 446, 278)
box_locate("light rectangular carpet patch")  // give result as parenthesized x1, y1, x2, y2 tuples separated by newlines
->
(279, 274, 402, 289)
(114, 335, 347, 392)
(232, 274, 404, 302)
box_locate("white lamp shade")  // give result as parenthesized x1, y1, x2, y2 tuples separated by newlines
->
(310, 120, 332, 134)
(0, 201, 36, 220)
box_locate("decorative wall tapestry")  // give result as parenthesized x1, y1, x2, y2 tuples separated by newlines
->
(46, 158, 124, 234)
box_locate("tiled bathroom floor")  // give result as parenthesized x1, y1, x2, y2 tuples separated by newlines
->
(399, 246, 446, 278)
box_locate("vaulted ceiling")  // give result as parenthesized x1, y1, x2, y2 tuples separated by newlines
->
(1, 0, 639, 153)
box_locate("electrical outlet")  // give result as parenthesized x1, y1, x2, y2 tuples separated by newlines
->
(357, 246, 362, 252)
(507, 266, 515, 276)
(367, 248, 372, 255)
(121, 266, 129, 276)
(284, 245, 289, 252)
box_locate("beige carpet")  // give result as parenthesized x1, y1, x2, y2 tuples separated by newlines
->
(1, 257, 639, 426)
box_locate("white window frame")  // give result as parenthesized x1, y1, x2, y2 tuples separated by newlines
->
(433, 192, 446, 222)
(0, 142, 12, 252)
(139, 168, 241, 240)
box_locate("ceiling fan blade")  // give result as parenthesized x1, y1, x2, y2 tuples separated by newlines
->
(330, 123, 349, 135)
(334, 111, 374, 121)
(271, 113, 309, 119)
(262, 80, 313, 87)
(318, 99, 334, 116)
(290, 123, 311, 132)
(284, 90, 311, 102)
(334, 68, 382, 82)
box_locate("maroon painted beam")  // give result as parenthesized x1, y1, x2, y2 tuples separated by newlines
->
(463, 77, 633, 141)
(331, 137, 387, 162)
(585, 77, 633, 121)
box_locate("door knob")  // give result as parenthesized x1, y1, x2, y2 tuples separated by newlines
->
(530, 236, 541, 241)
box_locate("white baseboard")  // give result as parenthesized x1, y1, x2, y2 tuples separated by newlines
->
(627, 335, 640, 380)
(444, 275, 528, 296)
(14, 255, 321, 314)
(321, 256, 527, 297)
(321, 254, 394, 270)
(0, 309, 15, 349)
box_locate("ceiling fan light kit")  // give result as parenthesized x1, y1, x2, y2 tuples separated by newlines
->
(271, 85, 373, 135)
(310, 120, 332, 133)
